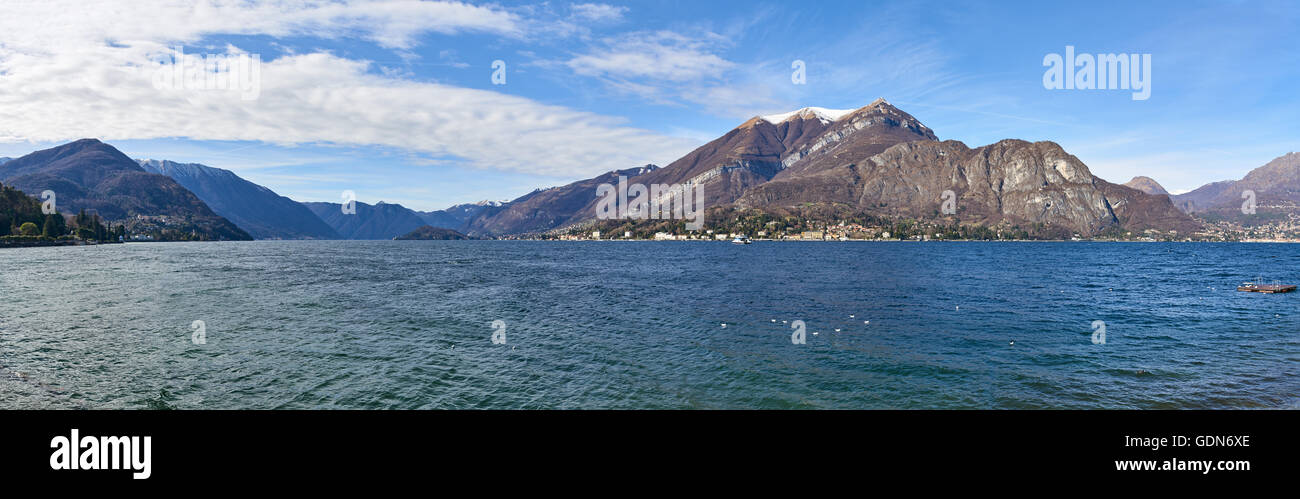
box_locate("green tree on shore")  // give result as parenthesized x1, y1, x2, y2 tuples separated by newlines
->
(42, 213, 66, 237)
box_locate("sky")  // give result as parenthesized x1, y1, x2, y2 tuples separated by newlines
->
(1, 0, 1297, 210)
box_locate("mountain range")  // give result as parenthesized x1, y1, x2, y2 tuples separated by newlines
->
(3, 101, 1296, 241)
(0, 139, 250, 240)
(413, 201, 506, 234)
(303, 201, 428, 240)
(2, 141, 492, 241)
(454, 99, 1198, 237)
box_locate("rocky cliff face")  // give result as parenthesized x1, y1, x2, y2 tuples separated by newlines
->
(860, 140, 1115, 233)
(739, 107, 1195, 236)
(738, 138, 1194, 236)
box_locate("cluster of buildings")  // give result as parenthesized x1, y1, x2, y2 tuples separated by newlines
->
(553, 223, 903, 241)
(1195, 215, 1300, 242)
(785, 222, 886, 240)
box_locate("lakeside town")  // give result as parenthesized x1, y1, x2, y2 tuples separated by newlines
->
(540, 211, 1300, 243)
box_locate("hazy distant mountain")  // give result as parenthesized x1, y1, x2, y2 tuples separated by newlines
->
(1171, 152, 1300, 222)
(414, 200, 506, 232)
(394, 225, 472, 240)
(465, 99, 1196, 237)
(303, 200, 426, 239)
(0, 157, 10, 166)
(138, 159, 339, 240)
(464, 165, 659, 236)
(1171, 181, 1235, 213)
(0, 139, 250, 240)
(1123, 176, 1169, 196)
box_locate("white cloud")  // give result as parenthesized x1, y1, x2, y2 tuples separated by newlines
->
(570, 3, 629, 23)
(0, 0, 697, 177)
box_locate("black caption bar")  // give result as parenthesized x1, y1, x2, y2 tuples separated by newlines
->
(0, 410, 1291, 487)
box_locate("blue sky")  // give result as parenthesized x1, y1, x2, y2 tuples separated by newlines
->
(1, 0, 1297, 210)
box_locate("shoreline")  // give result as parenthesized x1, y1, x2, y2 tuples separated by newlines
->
(6, 238, 1299, 247)
(521, 238, 1300, 243)
(0, 239, 122, 249)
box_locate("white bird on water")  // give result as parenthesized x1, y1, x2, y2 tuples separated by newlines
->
(834, 328, 841, 332)
(1009, 340, 1015, 346)
(721, 323, 727, 328)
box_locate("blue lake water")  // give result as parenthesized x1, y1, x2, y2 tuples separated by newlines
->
(1, 240, 1296, 409)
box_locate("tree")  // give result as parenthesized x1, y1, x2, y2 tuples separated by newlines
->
(19, 222, 39, 236)
(42, 213, 66, 237)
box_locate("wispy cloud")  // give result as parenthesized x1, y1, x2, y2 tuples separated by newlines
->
(0, 0, 524, 52)
(566, 30, 734, 82)
(559, 28, 794, 119)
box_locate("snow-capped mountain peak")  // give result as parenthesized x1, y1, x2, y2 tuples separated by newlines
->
(759, 107, 855, 125)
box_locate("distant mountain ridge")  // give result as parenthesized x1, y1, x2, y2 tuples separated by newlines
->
(462, 165, 660, 236)
(0, 139, 250, 240)
(304, 200, 427, 240)
(138, 159, 340, 240)
(1171, 152, 1300, 221)
(1, 113, 1235, 240)
(414, 200, 506, 233)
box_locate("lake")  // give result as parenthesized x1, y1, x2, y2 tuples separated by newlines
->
(1, 240, 1296, 409)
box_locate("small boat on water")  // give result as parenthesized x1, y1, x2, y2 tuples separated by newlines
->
(1237, 281, 1297, 293)
(732, 235, 752, 244)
